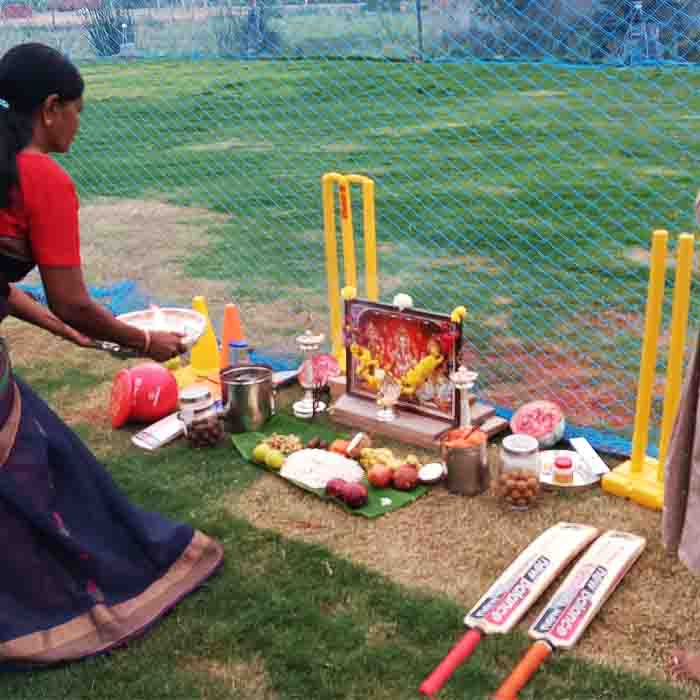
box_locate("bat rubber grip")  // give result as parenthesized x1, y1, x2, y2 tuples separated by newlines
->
(493, 640, 552, 700)
(419, 628, 482, 696)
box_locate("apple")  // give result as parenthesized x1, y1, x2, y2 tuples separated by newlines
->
(325, 478, 347, 499)
(393, 465, 418, 491)
(343, 482, 368, 508)
(367, 464, 393, 489)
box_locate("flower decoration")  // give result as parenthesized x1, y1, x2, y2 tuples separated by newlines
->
(450, 305, 467, 323)
(350, 343, 382, 390)
(341, 286, 357, 300)
(399, 353, 443, 396)
(393, 293, 414, 311)
(299, 353, 340, 388)
(437, 321, 460, 355)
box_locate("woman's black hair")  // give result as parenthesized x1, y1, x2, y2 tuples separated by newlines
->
(0, 43, 84, 207)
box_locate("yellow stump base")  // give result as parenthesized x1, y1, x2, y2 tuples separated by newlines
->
(601, 457, 664, 511)
(172, 365, 222, 399)
(173, 365, 220, 388)
(172, 364, 200, 390)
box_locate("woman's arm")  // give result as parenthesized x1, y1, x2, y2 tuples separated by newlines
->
(38, 265, 184, 362)
(8, 284, 93, 346)
(39, 265, 146, 347)
(17, 156, 182, 362)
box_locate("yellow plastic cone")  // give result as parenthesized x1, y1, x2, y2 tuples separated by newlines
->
(190, 296, 220, 379)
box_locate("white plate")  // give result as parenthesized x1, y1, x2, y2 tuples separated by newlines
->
(117, 307, 206, 350)
(539, 449, 600, 490)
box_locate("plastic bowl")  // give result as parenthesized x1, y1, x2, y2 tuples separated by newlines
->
(117, 307, 206, 351)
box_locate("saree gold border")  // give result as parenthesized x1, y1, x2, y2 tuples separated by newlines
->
(0, 383, 22, 468)
(0, 531, 223, 664)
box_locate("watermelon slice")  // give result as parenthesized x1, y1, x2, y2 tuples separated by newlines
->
(511, 400, 565, 448)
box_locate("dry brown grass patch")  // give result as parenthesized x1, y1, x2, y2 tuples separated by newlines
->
(483, 312, 510, 329)
(3, 317, 120, 373)
(427, 254, 501, 274)
(182, 654, 278, 699)
(77, 197, 231, 304)
(625, 243, 700, 273)
(234, 287, 329, 353)
(322, 143, 366, 153)
(20, 196, 232, 326)
(366, 620, 399, 646)
(229, 463, 700, 695)
(184, 139, 273, 153)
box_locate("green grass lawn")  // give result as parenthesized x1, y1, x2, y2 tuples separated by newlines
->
(1, 356, 693, 700)
(58, 57, 700, 436)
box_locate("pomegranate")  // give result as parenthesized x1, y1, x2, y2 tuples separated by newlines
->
(393, 465, 419, 491)
(343, 482, 368, 508)
(325, 478, 347, 499)
(367, 464, 393, 489)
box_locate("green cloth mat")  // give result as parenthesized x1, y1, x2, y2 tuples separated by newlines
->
(231, 413, 428, 518)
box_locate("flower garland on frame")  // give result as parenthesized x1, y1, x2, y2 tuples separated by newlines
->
(350, 342, 383, 391)
(347, 307, 465, 397)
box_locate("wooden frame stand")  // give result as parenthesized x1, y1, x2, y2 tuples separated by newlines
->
(329, 376, 508, 449)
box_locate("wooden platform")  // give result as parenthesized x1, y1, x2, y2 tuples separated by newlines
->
(330, 386, 509, 450)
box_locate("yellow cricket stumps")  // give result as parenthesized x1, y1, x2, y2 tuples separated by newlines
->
(602, 230, 694, 511)
(322, 172, 378, 368)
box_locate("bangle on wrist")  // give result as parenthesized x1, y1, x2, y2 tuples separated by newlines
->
(142, 329, 151, 354)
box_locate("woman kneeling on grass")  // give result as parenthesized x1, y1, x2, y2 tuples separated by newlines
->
(0, 43, 223, 668)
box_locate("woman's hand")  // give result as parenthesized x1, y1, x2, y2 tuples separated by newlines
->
(62, 325, 95, 348)
(147, 330, 186, 363)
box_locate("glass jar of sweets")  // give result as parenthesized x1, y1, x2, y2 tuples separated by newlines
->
(179, 384, 223, 448)
(497, 433, 541, 510)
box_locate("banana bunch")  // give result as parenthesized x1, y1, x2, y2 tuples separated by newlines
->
(359, 447, 400, 470)
(359, 448, 422, 471)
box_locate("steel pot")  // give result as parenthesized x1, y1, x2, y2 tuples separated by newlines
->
(442, 442, 490, 497)
(220, 364, 274, 433)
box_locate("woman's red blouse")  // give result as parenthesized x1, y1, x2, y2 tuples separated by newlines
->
(0, 151, 81, 267)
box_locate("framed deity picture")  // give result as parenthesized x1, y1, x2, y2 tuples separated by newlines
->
(344, 298, 462, 423)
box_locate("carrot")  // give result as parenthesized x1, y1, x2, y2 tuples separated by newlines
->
(443, 430, 486, 449)
(329, 439, 351, 455)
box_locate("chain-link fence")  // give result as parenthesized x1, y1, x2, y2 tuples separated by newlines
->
(3, 0, 700, 452)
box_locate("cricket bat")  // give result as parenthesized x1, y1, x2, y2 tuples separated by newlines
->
(493, 530, 646, 700)
(419, 522, 599, 697)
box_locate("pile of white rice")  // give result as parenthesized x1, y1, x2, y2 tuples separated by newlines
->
(280, 449, 365, 490)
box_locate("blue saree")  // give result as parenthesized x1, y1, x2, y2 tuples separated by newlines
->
(0, 288, 223, 667)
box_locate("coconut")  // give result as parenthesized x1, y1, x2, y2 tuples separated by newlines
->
(418, 462, 446, 485)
